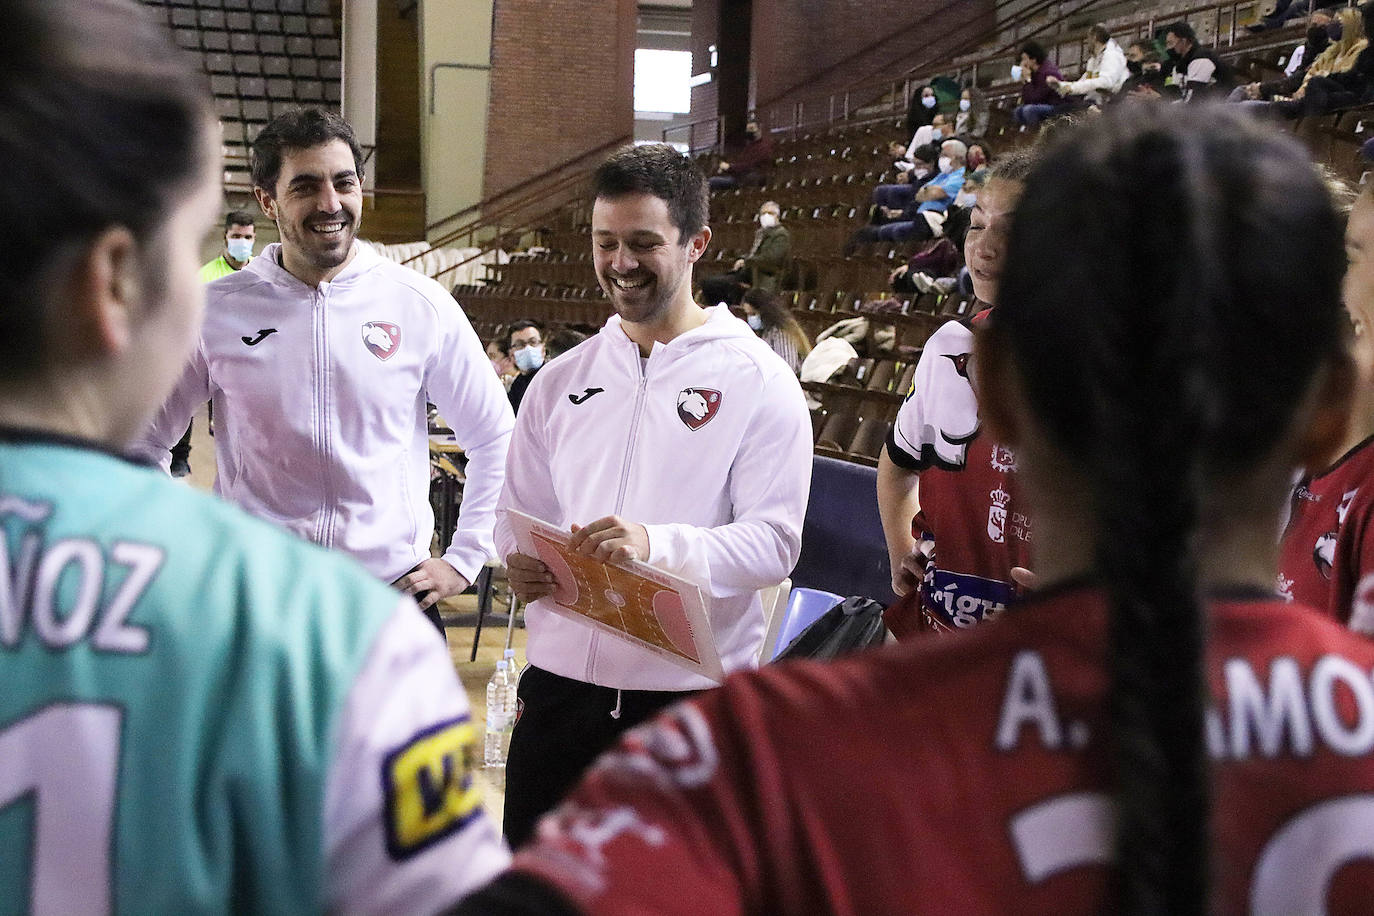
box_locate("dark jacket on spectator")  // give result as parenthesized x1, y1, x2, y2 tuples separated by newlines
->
(1020, 62, 1069, 106)
(741, 225, 792, 293)
(726, 135, 774, 185)
(1166, 43, 1236, 100)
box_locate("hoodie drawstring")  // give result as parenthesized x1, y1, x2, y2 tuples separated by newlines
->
(610, 688, 623, 720)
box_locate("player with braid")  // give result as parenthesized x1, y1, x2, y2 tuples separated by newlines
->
(456, 103, 1374, 915)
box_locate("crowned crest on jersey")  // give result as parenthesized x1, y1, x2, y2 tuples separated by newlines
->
(988, 486, 1010, 544)
(362, 321, 401, 361)
(677, 388, 721, 431)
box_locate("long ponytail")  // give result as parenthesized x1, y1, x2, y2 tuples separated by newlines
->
(991, 104, 1347, 912)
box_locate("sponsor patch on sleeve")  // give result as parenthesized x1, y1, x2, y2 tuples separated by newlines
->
(381, 715, 483, 860)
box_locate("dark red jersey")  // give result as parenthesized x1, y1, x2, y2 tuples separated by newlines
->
(506, 588, 1374, 915)
(1279, 434, 1374, 632)
(886, 313, 1031, 636)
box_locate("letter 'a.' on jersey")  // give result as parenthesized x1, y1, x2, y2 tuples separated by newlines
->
(499, 587, 1374, 915)
(0, 436, 508, 914)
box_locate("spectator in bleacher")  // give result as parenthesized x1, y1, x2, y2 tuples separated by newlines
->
(1229, 15, 1332, 101)
(1278, 1, 1374, 117)
(1163, 21, 1237, 101)
(903, 83, 940, 144)
(869, 142, 939, 220)
(954, 86, 989, 137)
(740, 288, 810, 374)
(1011, 41, 1071, 127)
(709, 120, 773, 191)
(894, 112, 949, 166)
(1047, 23, 1128, 108)
(1120, 38, 1170, 98)
(876, 149, 1038, 639)
(889, 234, 961, 294)
(544, 328, 587, 361)
(1248, 0, 1342, 33)
(506, 319, 545, 415)
(845, 139, 967, 253)
(134, 108, 515, 636)
(952, 140, 992, 210)
(699, 200, 791, 305)
(487, 334, 517, 389)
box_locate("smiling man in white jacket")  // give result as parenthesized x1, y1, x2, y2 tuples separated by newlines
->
(495, 144, 812, 847)
(134, 109, 514, 633)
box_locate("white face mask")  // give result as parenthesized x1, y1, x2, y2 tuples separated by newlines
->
(912, 167, 931, 179)
(959, 98, 971, 112)
(921, 95, 937, 109)
(513, 345, 544, 373)
(758, 212, 778, 229)
(226, 237, 254, 262)
(1011, 64, 1024, 81)
(746, 314, 763, 331)
(938, 156, 953, 174)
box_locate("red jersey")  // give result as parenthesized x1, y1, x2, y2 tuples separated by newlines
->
(507, 588, 1374, 915)
(1279, 435, 1374, 632)
(886, 314, 1032, 636)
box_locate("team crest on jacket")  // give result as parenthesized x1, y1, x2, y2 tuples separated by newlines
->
(362, 321, 401, 361)
(677, 388, 721, 430)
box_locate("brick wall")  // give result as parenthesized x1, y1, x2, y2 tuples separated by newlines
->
(483, 0, 636, 200)
(691, 0, 996, 137)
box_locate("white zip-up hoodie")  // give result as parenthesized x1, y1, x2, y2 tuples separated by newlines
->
(133, 242, 514, 584)
(494, 306, 812, 691)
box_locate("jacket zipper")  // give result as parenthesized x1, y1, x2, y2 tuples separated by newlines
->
(312, 284, 335, 547)
(585, 343, 651, 684)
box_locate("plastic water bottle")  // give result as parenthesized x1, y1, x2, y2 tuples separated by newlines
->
(484, 660, 516, 767)
(503, 648, 523, 682)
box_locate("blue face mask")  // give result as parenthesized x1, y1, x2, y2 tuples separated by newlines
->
(513, 345, 544, 372)
(1011, 64, 1024, 81)
(226, 237, 253, 263)
(921, 95, 937, 109)
(746, 314, 763, 331)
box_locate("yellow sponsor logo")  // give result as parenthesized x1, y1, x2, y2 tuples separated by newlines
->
(383, 716, 483, 859)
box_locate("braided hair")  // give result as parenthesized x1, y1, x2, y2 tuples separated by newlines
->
(991, 104, 1346, 912)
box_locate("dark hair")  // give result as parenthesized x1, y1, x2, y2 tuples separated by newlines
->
(225, 210, 256, 232)
(966, 140, 993, 165)
(911, 142, 941, 165)
(546, 328, 587, 360)
(250, 107, 364, 194)
(742, 288, 811, 357)
(1128, 38, 1161, 62)
(1020, 41, 1048, 64)
(591, 144, 709, 243)
(507, 319, 543, 344)
(1165, 21, 1197, 44)
(991, 103, 1345, 912)
(0, 0, 210, 380)
(1090, 23, 1112, 46)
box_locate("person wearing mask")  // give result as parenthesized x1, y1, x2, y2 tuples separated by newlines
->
(870, 143, 939, 218)
(506, 319, 545, 415)
(1230, 15, 1332, 101)
(741, 288, 811, 375)
(699, 201, 791, 305)
(903, 84, 940, 145)
(1119, 38, 1170, 99)
(134, 108, 515, 637)
(1163, 21, 1237, 101)
(0, 1, 509, 909)
(170, 211, 259, 478)
(954, 86, 989, 137)
(457, 102, 1374, 916)
(708, 120, 773, 191)
(1281, 1, 1374, 117)
(1048, 24, 1128, 107)
(845, 139, 967, 252)
(1011, 41, 1071, 127)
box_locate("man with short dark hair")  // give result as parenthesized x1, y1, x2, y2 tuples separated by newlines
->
(170, 211, 261, 478)
(199, 210, 257, 282)
(494, 143, 812, 846)
(1163, 21, 1236, 100)
(506, 318, 544, 414)
(136, 108, 514, 635)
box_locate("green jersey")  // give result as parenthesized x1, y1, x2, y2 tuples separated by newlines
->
(0, 434, 507, 914)
(197, 256, 239, 283)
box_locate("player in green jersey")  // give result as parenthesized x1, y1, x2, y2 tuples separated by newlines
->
(0, 2, 509, 912)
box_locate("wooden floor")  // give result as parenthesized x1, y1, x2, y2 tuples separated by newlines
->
(177, 403, 522, 828)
